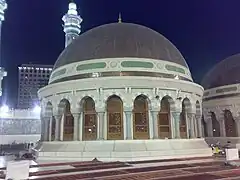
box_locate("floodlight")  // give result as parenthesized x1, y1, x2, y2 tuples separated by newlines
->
(0, 104, 9, 113)
(33, 105, 41, 114)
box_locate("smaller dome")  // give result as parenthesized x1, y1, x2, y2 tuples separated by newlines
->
(202, 54, 240, 89)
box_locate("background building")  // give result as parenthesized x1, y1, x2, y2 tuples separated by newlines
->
(0, 105, 41, 145)
(202, 54, 240, 148)
(18, 64, 52, 109)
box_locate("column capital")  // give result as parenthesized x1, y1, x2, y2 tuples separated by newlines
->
(151, 108, 159, 113)
(195, 114, 202, 119)
(171, 111, 181, 116)
(71, 112, 81, 116)
(54, 114, 62, 119)
(124, 111, 132, 115)
(123, 107, 132, 112)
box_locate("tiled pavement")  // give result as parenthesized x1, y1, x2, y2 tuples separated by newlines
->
(1, 157, 240, 180)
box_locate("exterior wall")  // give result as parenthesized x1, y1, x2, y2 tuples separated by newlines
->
(0, 109, 41, 144)
(39, 67, 204, 141)
(202, 83, 240, 143)
(18, 64, 53, 109)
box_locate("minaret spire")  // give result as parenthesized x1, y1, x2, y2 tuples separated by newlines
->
(0, 0, 7, 97)
(62, 1, 83, 48)
(118, 13, 122, 23)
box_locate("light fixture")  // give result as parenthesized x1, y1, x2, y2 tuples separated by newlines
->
(0, 104, 9, 113)
(33, 105, 41, 114)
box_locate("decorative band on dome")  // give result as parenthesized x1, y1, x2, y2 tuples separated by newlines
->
(49, 71, 192, 84)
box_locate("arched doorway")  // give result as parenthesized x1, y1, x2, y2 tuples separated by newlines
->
(180, 98, 190, 138)
(45, 102, 53, 141)
(58, 99, 74, 141)
(106, 95, 123, 140)
(211, 112, 220, 137)
(224, 110, 237, 137)
(82, 97, 97, 140)
(158, 96, 172, 139)
(133, 95, 149, 139)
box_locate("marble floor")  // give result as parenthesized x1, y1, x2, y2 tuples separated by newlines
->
(1, 156, 240, 180)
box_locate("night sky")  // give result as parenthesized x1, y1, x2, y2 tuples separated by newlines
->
(2, 0, 240, 107)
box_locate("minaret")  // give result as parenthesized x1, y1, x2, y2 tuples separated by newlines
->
(0, 0, 7, 97)
(62, 1, 82, 48)
(118, 13, 122, 23)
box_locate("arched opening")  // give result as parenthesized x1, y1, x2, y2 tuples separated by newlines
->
(82, 97, 97, 140)
(58, 99, 74, 141)
(202, 116, 208, 137)
(45, 102, 53, 141)
(224, 110, 237, 137)
(158, 96, 172, 139)
(180, 98, 190, 138)
(106, 95, 123, 140)
(211, 112, 220, 137)
(133, 95, 149, 139)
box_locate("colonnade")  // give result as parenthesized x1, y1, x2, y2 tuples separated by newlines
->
(203, 110, 240, 137)
(41, 95, 203, 142)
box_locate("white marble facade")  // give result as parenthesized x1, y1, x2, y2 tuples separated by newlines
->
(40, 88, 203, 142)
(203, 88, 240, 147)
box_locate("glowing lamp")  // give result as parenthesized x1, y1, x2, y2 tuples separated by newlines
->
(0, 104, 9, 113)
(33, 105, 41, 114)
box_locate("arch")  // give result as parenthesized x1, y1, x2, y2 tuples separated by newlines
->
(158, 96, 172, 139)
(211, 112, 220, 137)
(106, 95, 124, 140)
(58, 98, 74, 141)
(133, 95, 150, 139)
(224, 110, 237, 137)
(58, 98, 71, 114)
(81, 96, 97, 140)
(45, 102, 53, 117)
(196, 101, 201, 116)
(180, 98, 190, 138)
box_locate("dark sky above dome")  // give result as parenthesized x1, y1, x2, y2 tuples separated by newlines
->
(202, 54, 240, 89)
(53, 23, 187, 70)
(2, 0, 240, 106)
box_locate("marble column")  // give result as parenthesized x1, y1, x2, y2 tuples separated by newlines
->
(124, 110, 133, 140)
(187, 113, 195, 138)
(171, 111, 181, 138)
(48, 116, 52, 141)
(196, 115, 202, 137)
(151, 111, 159, 139)
(235, 117, 240, 137)
(59, 114, 65, 141)
(78, 112, 83, 141)
(54, 115, 61, 141)
(206, 115, 213, 137)
(193, 115, 198, 138)
(72, 113, 80, 141)
(97, 111, 105, 140)
(218, 116, 226, 137)
(43, 117, 50, 141)
(40, 117, 45, 141)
